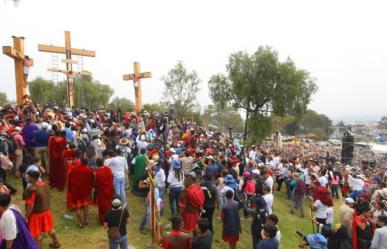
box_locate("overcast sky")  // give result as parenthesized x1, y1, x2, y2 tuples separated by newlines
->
(0, 0, 386, 121)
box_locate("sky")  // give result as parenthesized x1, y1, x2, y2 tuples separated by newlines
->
(0, 0, 386, 121)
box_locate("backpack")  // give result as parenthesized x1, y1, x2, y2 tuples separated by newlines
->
(296, 179, 307, 195)
(234, 189, 245, 209)
(185, 184, 205, 209)
(201, 185, 214, 201)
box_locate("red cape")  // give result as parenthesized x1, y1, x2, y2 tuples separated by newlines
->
(95, 166, 114, 225)
(67, 164, 94, 204)
(48, 136, 67, 189)
(95, 166, 114, 204)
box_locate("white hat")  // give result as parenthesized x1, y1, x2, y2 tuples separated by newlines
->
(41, 122, 49, 129)
(140, 135, 146, 141)
(345, 198, 355, 204)
(252, 169, 260, 175)
(112, 198, 121, 207)
(14, 126, 22, 131)
(169, 148, 176, 153)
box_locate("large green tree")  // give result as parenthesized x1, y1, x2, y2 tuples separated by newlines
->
(0, 92, 9, 106)
(282, 110, 333, 140)
(201, 105, 244, 133)
(209, 46, 317, 142)
(29, 76, 113, 109)
(109, 97, 134, 113)
(162, 61, 200, 118)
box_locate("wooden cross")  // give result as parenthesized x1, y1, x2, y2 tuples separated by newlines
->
(123, 62, 152, 112)
(2, 36, 33, 105)
(38, 31, 95, 107)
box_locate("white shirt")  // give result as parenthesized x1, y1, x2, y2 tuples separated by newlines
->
(265, 176, 274, 192)
(318, 176, 329, 187)
(263, 193, 274, 214)
(370, 226, 387, 249)
(348, 175, 364, 191)
(314, 200, 328, 219)
(303, 169, 312, 185)
(154, 168, 166, 188)
(105, 156, 128, 178)
(275, 228, 281, 243)
(326, 206, 334, 225)
(0, 208, 17, 240)
(136, 137, 149, 151)
(167, 171, 184, 188)
(249, 150, 256, 161)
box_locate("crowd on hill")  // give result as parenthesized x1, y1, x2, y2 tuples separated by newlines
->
(0, 101, 386, 249)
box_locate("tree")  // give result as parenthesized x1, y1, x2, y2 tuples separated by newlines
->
(282, 110, 333, 140)
(0, 92, 9, 106)
(378, 116, 387, 130)
(143, 102, 167, 113)
(162, 61, 200, 118)
(109, 97, 134, 113)
(29, 76, 114, 109)
(209, 46, 317, 142)
(201, 105, 244, 133)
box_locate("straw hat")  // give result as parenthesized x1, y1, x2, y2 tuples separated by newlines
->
(119, 137, 129, 145)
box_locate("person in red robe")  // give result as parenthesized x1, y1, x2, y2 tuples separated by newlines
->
(66, 151, 82, 209)
(67, 157, 94, 228)
(95, 158, 114, 225)
(59, 145, 76, 191)
(48, 130, 67, 190)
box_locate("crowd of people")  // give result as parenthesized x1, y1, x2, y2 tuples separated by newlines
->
(0, 101, 386, 249)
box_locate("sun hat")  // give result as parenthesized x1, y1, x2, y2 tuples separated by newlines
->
(119, 137, 129, 145)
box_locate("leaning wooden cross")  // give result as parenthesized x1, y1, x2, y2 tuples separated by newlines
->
(2, 36, 33, 105)
(123, 62, 152, 112)
(38, 31, 95, 107)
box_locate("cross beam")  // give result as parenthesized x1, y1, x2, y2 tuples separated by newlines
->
(2, 36, 33, 105)
(123, 62, 152, 112)
(38, 31, 95, 107)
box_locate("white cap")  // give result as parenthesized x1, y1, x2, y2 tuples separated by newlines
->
(14, 126, 22, 131)
(41, 122, 49, 129)
(112, 198, 121, 207)
(345, 198, 355, 204)
(252, 169, 260, 175)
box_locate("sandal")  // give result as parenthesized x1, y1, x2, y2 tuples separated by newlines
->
(77, 223, 84, 229)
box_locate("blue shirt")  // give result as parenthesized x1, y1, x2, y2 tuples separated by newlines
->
(33, 129, 50, 147)
(257, 238, 279, 249)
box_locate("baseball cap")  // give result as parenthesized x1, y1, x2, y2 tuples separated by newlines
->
(345, 198, 355, 204)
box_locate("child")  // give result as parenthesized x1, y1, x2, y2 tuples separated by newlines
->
(265, 214, 281, 243)
(257, 224, 279, 249)
(192, 219, 213, 249)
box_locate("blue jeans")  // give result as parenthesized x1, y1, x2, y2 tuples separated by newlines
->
(109, 234, 128, 249)
(169, 187, 181, 215)
(157, 186, 165, 216)
(113, 177, 126, 205)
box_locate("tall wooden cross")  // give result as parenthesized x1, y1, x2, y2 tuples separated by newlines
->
(123, 62, 152, 112)
(38, 31, 95, 107)
(2, 36, 33, 105)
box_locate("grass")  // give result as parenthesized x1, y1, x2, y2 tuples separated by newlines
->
(7, 175, 341, 249)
